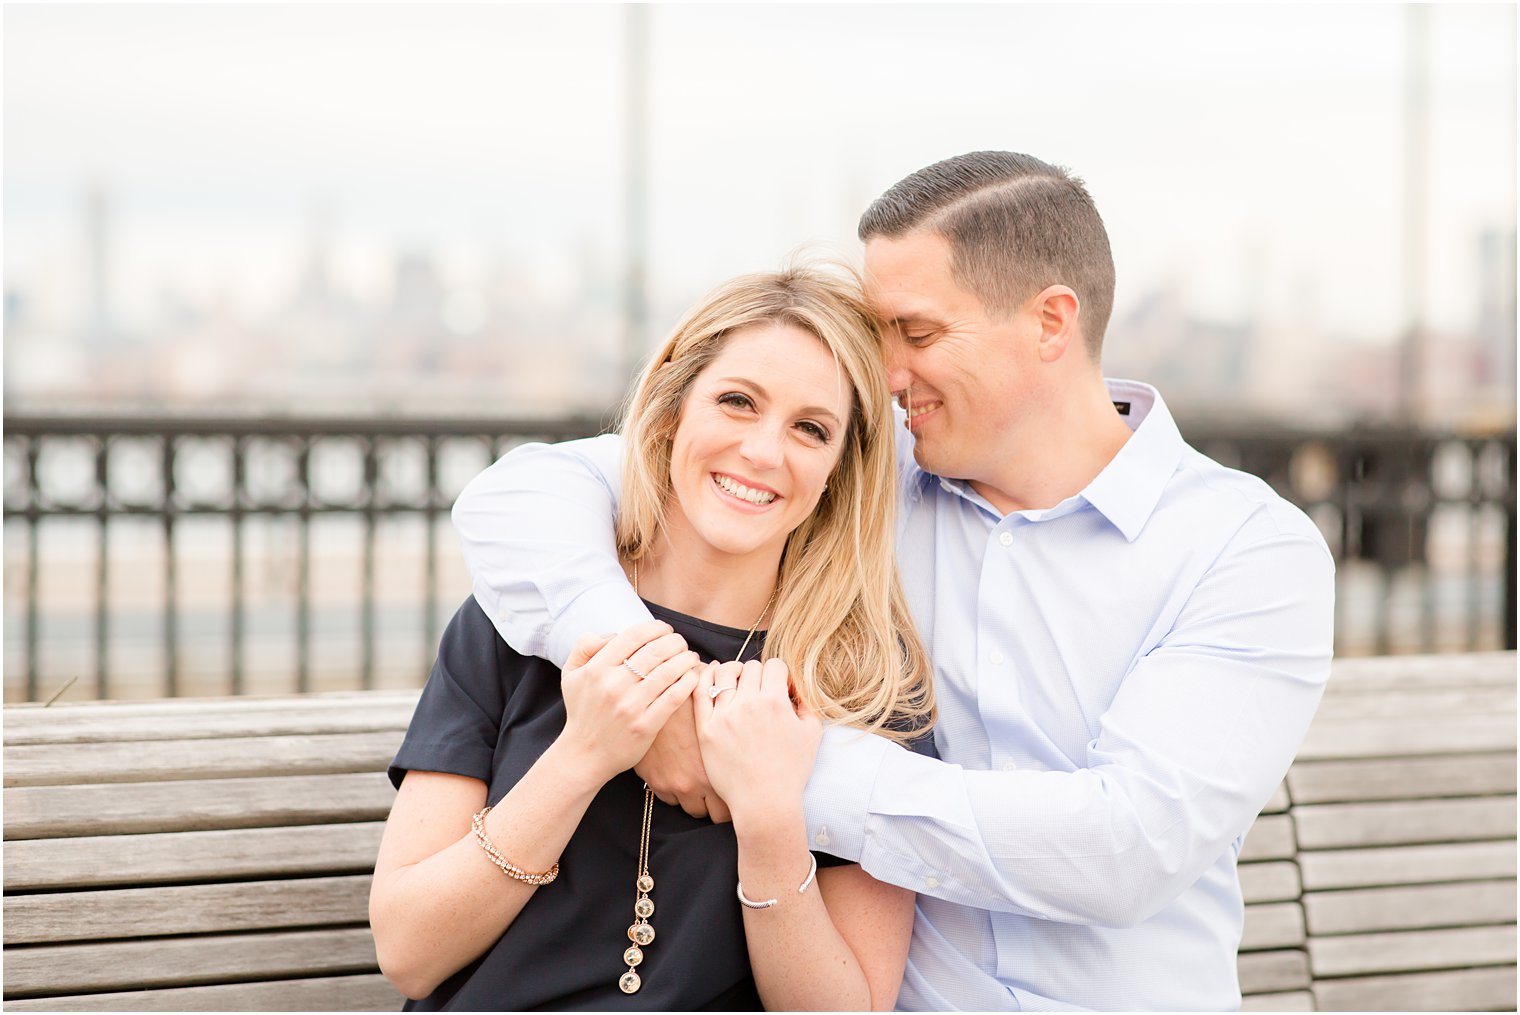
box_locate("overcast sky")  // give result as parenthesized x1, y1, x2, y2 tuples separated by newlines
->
(6, 3, 1515, 347)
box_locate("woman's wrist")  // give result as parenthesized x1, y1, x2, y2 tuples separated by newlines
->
(540, 737, 615, 798)
(731, 802, 806, 847)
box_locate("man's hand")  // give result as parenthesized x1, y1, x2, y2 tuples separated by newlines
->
(634, 685, 732, 823)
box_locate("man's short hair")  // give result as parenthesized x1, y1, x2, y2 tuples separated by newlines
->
(858, 151, 1116, 358)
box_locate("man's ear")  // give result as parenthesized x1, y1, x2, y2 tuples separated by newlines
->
(1031, 285, 1081, 363)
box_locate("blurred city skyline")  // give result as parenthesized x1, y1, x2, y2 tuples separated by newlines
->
(5, 3, 1516, 426)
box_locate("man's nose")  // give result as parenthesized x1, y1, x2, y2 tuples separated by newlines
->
(884, 345, 914, 395)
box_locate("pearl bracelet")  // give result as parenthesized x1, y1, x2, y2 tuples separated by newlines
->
(736, 854, 818, 910)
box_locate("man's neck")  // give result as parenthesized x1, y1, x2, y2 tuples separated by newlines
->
(970, 380, 1135, 516)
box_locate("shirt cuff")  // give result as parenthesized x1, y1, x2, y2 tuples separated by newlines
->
(538, 579, 653, 669)
(802, 723, 894, 862)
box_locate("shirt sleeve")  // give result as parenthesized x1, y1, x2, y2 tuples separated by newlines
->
(389, 597, 514, 788)
(450, 433, 652, 669)
(802, 526, 1335, 928)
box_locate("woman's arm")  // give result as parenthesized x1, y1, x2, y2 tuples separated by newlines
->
(369, 622, 701, 999)
(695, 660, 915, 1010)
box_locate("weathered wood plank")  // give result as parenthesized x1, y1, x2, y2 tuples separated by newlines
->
(1293, 797, 1517, 850)
(1322, 652, 1515, 693)
(1288, 753, 1515, 804)
(3, 690, 418, 728)
(1262, 781, 1290, 814)
(1304, 879, 1516, 936)
(4, 875, 373, 945)
(1240, 861, 1302, 904)
(2, 700, 417, 746)
(1237, 949, 1311, 994)
(1298, 840, 1518, 891)
(1308, 924, 1517, 978)
(1296, 717, 1515, 760)
(4, 731, 406, 788)
(1240, 813, 1297, 862)
(2, 974, 403, 1012)
(5, 772, 396, 840)
(4, 823, 386, 891)
(1311, 686, 1515, 720)
(1312, 965, 1518, 1012)
(1240, 990, 1314, 1011)
(3, 927, 380, 995)
(1241, 902, 1306, 951)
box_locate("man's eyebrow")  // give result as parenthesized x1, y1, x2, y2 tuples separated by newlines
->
(717, 377, 843, 425)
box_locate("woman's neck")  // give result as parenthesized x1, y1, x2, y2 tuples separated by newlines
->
(631, 535, 781, 631)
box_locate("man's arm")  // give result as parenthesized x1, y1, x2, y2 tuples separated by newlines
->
(804, 529, 1334, 928)
(452, 434, 649, 668)
(452, 434, 728, 819)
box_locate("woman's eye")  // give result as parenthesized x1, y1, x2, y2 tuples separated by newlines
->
(797, 421, 831, 444)
(716, 392, 754, 410)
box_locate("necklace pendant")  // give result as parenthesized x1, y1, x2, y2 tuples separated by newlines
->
(636, 874, 654, 893)
(619, 970, 642, 994)
(634, 895, 655, 919)
(623, 945, 644, 967)
(628, 921, 655, 946)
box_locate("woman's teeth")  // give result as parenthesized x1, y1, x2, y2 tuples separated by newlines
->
(714, 474, 776, 505)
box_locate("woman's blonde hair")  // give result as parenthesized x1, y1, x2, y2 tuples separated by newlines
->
(616, 263, 934, 743)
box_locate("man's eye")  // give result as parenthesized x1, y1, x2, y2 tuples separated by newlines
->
(904, 333, 933, 345)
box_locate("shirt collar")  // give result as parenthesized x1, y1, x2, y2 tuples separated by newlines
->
(1081, 378, 1186, 542)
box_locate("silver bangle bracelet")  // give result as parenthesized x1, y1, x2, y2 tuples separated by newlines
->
(736, 853, 819, 910)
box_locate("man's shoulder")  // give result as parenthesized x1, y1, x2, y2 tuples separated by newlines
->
(1174, 444, 1329, 551)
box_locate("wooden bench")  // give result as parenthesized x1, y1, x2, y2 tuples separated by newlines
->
(1237, 651, 1517, 1012)
(4, 653, 1514, 1011)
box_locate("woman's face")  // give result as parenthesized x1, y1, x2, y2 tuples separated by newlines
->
(664, 321, 853, 567)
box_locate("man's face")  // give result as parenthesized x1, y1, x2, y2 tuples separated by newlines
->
(864, 230, 1041, 485)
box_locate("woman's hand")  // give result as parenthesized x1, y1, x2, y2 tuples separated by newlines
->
(552, 620, 702, 787)
(694, 658, 823, 826)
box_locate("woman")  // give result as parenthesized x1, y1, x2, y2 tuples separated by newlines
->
(370, 264, 934, 1011)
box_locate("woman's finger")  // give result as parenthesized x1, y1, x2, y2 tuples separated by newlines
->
(587, 620, 678, 671)
(760, 657, 790, 697)
(566, 631, 615, 671)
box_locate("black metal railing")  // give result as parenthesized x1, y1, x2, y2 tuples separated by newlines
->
(4, 414, 1514, 702)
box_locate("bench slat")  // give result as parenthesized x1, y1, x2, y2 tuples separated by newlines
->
(1313, 686, 1516, 720)
(1304, 879, 1517, 936)
(1296, 717, 1515, 760)
(5, 772, 396, 840)
(1308, 924, 1518, 978)
(1237, 949, 1311, 993)
(1299, 840, 1518, 891)
(0, 973, 403, 1012)
(1288, 753, 1516, 804)
(1311, 965, 1518, 1012)
(1239, 902, 1306, 951)
(5, 731, 406, 787)
(3, 690, 418, 728)
(1240, 990, 1314, 1011)
(1240, 814, 1297, 862)
(4, 823, 386, 891)
(2, 704, 415, 747)
(4, 875, 373, 945)
(1240, 861, 1302, 904)
(1322, 652, 1515, 693)
(3, 927, 379, 996)
(1293, 797, 1517, 850)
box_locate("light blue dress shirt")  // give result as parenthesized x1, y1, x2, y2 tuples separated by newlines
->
(452, 379, 1336, 1011)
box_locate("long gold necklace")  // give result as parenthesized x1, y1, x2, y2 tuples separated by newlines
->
(617, 558, 777, 995)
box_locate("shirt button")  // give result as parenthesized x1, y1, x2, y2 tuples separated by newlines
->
(925, 876, 940, 889)
(999, 531, 1013, 546)
(989, 650, 1004, 665)
(813, 828, 831, 847)
(1003, 760, 1017, 771)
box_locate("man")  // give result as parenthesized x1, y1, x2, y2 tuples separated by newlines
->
(452, 151, 1335, 1010)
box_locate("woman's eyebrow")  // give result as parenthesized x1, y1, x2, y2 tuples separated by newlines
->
(716, 377, 843, 426)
